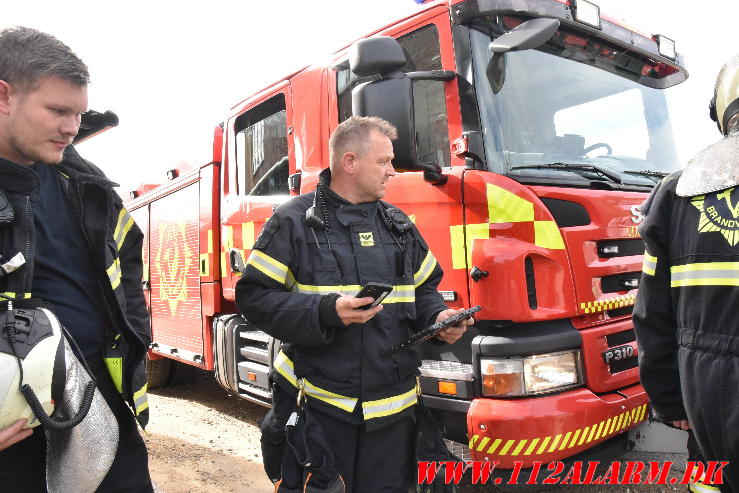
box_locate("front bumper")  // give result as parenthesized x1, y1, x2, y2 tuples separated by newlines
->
(464, 383, 648, 468)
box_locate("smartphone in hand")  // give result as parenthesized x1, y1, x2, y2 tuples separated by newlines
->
(355, 282, 393, 309)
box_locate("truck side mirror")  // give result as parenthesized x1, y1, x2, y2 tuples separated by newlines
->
(349, 36, 444, 175)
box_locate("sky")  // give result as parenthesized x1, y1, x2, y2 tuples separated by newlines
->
(4, 0, 738, 193)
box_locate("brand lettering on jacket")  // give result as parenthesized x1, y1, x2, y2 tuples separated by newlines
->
(692, 187, 739, 246)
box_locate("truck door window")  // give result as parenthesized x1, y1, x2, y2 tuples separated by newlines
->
(234, 94, 289, 196)
(337, 24, 451, 168)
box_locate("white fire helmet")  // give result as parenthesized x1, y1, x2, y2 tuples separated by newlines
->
(0, 306, 64, 429)
(709, 53, 739, 136)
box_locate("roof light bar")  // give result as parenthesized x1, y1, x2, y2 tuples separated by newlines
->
(573, 0, 601, 30)
(655, 34, 676, 60)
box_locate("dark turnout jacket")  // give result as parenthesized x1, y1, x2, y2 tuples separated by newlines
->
(236, 171, 447, 430)
(0, 146, 151, 427)
(634, 171, 739, 421)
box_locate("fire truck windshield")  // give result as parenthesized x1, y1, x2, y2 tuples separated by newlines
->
(470, 25, 681, 189)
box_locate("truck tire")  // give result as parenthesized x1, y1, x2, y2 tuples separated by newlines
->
(167, 361, 200, 386)
(146, 357, 172, 389)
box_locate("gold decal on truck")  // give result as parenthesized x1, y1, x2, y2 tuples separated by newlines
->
(155, 222, 193, 316)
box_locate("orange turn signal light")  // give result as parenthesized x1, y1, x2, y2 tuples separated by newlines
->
(437, 381, 457, 395)
(247, 372, 257, 382)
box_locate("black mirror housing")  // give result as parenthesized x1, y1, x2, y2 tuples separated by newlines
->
(349, 36, 406, 77)
(349, 36, 443, 174)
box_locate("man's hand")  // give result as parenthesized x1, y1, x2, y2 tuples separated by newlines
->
(336, 296, 383, 325)
(671, 419, 690, 431)
(0, 419, 32, 451)
(434, 308, 474, 344)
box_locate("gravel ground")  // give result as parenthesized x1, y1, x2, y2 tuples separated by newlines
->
(145, 366, 690, 493)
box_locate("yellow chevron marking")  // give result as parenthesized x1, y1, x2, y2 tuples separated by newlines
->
(498, 439, 516, 456)
(524, 438, 540, 456)
(536, 436, 551, 455)
(487, 438, 502, 455)
(511, 440, 528, 456)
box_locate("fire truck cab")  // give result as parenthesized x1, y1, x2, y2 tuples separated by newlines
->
(125, 0, 687, 474)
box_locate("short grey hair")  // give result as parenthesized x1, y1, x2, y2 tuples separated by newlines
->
(0, 26, 89, 91)
(329, 116, 397, 169)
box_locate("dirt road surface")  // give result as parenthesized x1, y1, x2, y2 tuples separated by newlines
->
(146, 366, 689, 493)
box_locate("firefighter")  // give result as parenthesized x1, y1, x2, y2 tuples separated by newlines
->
(0, 27, 153, 492)
(236, 116, 472, 492)
(634, 54, 739, 493)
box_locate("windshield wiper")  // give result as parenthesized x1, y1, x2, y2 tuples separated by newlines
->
(622, 170, 669, 178)
(511, 162, 622, 184)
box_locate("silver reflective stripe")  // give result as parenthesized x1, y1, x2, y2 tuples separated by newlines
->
(273, 351, 357, 413)
(414, 251, 437, 287)
(114, 208, 135, 250)
(290, 283, 415, 303)
(133, 389, 148, 415)
(361, 387, 417, 420)
(670, 262, 739, 287)
(642, 252, 657, 276)
(246, 250, 294, 287)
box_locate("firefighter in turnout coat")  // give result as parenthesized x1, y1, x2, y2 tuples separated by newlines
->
(634, 54, 739, 493)
(236, 116, 472, 493)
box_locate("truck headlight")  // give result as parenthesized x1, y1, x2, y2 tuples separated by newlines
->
(481, 350, 582, 397)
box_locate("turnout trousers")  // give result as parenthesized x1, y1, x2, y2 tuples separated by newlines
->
(309, 409, 415, 493)
(679, 332, 739, 493)
(0, 355, 153, 493)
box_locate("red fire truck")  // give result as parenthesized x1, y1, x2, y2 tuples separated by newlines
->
(124, 0, 687, 475)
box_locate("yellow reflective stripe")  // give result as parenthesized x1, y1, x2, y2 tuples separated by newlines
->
(104, 357, 123, 393)
(246, 250, 294, 287)
(487, 184, 534, 223)
(113, 208, 135, 250)
(1, 292, 32, 299)
(643, 252, 658, 276)
(242, 222, 255, 249)
(450, 223, 489, 270)
(273, 352, 357, 413)
(523, 438, 540, 456)
(107, 258, 121, 290)
(511, 439, 528, 456)
(534, 221, 565, 250)
(670, 261, 739, 287)
(476, 437, 490, 452)
(486, 438, 502, 455)
(671, 261, 739, 272)
(536, 436, 550, 455)
(413, 251, 437, 288)
(133, 383, 148, 415)
(498, 439, 516, 456)
(290, 283, 416, 304)
(362, 386, 417, 420)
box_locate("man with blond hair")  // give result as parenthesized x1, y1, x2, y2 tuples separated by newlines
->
(237, 116, 471, 492)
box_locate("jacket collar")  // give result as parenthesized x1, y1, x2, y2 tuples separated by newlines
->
(57, 145, 118, 189)
(0, 158, 38, 195)
(0, 145, 118, 194)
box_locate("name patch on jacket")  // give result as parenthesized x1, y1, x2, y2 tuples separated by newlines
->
(692, 187, 739, 246)
(359, 232, 374, 247)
